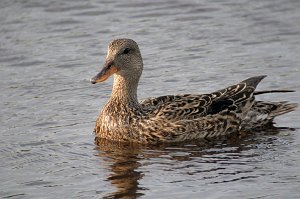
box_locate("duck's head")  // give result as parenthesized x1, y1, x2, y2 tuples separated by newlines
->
(90, 38, 143, 84)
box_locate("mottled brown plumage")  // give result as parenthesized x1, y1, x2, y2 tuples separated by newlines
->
(90, 38, 298, 144)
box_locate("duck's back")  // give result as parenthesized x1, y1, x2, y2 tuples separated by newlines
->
(141, 76, 266, 121)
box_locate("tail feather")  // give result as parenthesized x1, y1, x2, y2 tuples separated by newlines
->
(242, 101, 298, 131)
(268, 102, 298, 117)
(241, 75, 267, 88)
(228, 76, 298, 131)
(254, 90, 295, 95)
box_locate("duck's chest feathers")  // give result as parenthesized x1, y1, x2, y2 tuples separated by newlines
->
(97, 100, 145, 132)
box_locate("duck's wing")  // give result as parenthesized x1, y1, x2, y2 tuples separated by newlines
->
(141, 76, 266, 120)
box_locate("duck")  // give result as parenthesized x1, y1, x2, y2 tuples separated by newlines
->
(90, 38, 298, 144)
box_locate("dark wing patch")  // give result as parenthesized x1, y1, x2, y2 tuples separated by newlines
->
(207, 98, 236, 115)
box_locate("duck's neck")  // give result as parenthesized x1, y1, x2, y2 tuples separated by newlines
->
(109, 74, 141, 109)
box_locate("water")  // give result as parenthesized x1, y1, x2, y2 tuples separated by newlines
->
(1, 0, 300, 198)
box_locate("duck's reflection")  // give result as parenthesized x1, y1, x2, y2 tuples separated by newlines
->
(94, 137, 246, 198)
(94, 128, 291, 198)
(95, 138, 146, 198)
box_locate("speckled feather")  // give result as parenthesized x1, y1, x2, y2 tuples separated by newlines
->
(91, 38, 298, 144)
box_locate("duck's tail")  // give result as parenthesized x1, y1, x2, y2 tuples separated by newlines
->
(241, 75, 267, 88)
(257, 101, 298, 117)
(242, 101, 298, 131)
(253, 88, 298, 117)
(254, 89, 295, 95)
(240, 77, 298, 130)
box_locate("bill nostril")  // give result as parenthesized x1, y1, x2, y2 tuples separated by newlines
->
(105, 60, 114, 69)
(107, 63, 113, 69)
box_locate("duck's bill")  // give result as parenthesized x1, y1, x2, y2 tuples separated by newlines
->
(90, 65, 118, 84)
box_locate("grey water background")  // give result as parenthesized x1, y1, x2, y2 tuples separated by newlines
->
(1, 0, 300, 198)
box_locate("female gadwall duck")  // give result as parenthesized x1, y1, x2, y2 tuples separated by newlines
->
(90, 38, 298, 144)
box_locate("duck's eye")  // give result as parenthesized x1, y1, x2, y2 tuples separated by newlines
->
(123, 48, 130, 54)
